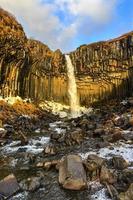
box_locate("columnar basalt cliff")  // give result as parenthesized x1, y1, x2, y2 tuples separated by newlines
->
(70, 33, 133, 104)
(0, 8, 133, 106)
(0, 8, 67, 103)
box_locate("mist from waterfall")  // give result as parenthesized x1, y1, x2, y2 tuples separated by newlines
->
(65, 55, 81, 117)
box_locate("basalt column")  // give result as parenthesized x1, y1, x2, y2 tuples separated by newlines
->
(70, 32, 133, 105)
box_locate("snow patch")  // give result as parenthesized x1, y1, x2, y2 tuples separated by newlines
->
(91, 188, 111, 200)
(80, 142, 133, 162)
(1, 137, 50, 155)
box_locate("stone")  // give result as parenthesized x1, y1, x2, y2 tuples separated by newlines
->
(79, 118, 89, 130)
(118, 168, 133, 187)
(44, 144, 57, 155)
(0, 174, 20, 199)
(84, 154, 105, 172)
(20, 177, 41, 192)
(43, 160, 58, 170)
(70, 128, 85, 144)
(103, 128, 123, 143)
(100, 166, 117, 184)
(0, 128, 7, 138)
(119, 183, 133, 200)
(84, 154, 105, 180)
(93, 128, 105, 137)
(59, 155, 87, 190)
(112, 156, 128, 170)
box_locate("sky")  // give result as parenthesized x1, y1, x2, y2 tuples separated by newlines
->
(0, 0, 133, 52)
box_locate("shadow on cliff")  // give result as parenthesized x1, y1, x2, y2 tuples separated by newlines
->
(92, 68, 133, 107)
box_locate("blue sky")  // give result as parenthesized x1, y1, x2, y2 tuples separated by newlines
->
(0, 0, 133, 52)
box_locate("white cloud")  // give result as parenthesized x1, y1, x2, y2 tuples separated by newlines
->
(56, 0, 118, 23)
(0, 0, 119, 52)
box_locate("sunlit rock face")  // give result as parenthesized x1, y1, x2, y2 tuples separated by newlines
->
(23, 39, 67, 103)
(0, 8, 67, 104)
(0, 8, 133, 106)
(0, 8, 29, 97)
(70, 33, 133, 105)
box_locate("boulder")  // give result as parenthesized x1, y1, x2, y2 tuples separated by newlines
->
(112, 156, 128, 170)
(100, 166, 117, 184)
(119, 183, 133, 200)
(59, 155, 87, 190)
(84, 154, 105, 180)
(44, 143, 57, 155)
(20, 176, 41, 192)
(70, 128, 85, 144)
(0, 174, 20, 199)
(85, 155, 105, 171)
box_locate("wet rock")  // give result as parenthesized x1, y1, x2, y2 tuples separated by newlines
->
(59, 155, 87, 190)
(70, 128, 85, 144)
(0, 128, 7, 138)
(79, 118, 89, 130)
(19, 132, 28, 145)
(20, 176, 41, 192)
(112, 156, 128, 170)
(119, 183, 133, 200)
(106, 184, 119, 199)
(44, 143, 57, 155)
(95, 141, 109, 148)
(0, 174, 20, 199)
(122, 131, 133, 141)
(50, 133, 62, 140)
(36, 160, 59, 170)
(3, 124, 14, 133)
(117, 168, 133, 189)
(128, 97, 133, 106)
(87, 123, 96, 131)
(84, 154, 104, 171)
(100, 166, 117, 184)
(93, 128, 105, 137)
(84, 154, 105, 180)
(103, 128, 122, 143)
(113, 116, 126, 126)
(129, 117, 133, 127)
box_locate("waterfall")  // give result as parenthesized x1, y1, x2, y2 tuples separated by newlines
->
(65, 55, 81, 117)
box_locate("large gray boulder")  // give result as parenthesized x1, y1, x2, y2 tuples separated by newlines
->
(59, 155, 87, 190)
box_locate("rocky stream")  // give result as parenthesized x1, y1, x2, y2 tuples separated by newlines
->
(0, 97, 133, 200)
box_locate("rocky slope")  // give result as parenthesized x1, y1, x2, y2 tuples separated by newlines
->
(0, 8, 133, 105)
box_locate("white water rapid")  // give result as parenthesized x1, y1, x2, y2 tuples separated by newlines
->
(65, 54, 81, 117)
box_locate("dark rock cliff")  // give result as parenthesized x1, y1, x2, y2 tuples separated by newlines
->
(0, 8, 133, 106)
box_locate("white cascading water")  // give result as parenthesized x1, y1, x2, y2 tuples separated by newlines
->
(65, 54, 81, 117)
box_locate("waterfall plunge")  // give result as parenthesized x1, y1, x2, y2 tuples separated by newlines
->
(65, 55, 81, 117)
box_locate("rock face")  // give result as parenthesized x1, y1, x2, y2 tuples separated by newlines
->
(0, 8, 67, 103)
(59, 155, 87, 190)
(1, 8, 133, 105)
(70, 33, 133, 105)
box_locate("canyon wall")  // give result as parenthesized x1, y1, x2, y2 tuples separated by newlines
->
(70, 33, 133, 104)
(0, 8, 133, 106)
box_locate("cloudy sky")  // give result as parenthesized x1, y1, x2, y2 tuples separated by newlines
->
(0, 0, 133, 52)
